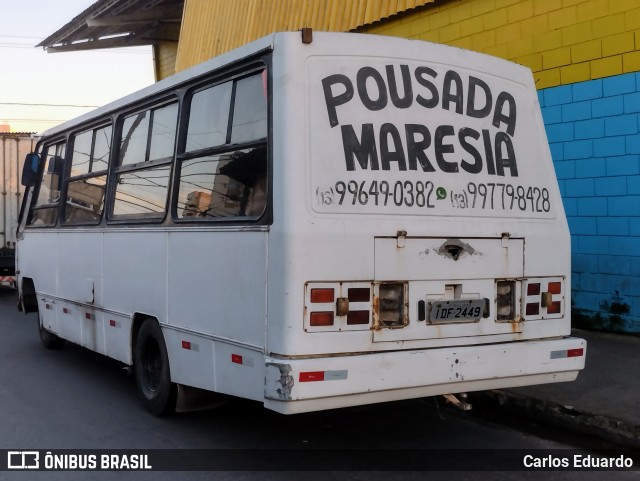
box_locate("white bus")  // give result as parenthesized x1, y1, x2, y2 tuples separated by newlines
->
(17, 31, 585, 416)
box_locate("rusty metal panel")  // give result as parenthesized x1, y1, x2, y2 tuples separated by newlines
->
(175, 0, 435, 71)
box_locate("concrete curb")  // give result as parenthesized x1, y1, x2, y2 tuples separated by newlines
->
(470, 390, 640, 449)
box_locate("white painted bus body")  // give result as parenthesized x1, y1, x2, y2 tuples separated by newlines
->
(17, 32, 585, 415)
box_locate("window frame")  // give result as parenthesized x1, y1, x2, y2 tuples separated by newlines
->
(26, 140, 67, 228)
(22, 54, 273, 230)
(62, 122, 113, 226)
(171, 63, 271, 225)
(107, 96, 179, 224)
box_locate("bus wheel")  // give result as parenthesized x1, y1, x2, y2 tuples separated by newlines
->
(134, 319, 177, 416)
(38, 314, 65, 350)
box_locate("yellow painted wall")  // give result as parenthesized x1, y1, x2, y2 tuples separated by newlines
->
(155, 43, 179, 81)
(358, 0, 640, 89)
(175, 0, 435, 72)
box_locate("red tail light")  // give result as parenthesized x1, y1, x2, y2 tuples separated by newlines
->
(311, 288, 335, 303)
(526, 303, 539, 316)
(548, 282, 562, 294)
(523, 278, 565, 320)
(310, 311, 334, 326)
(348, 288, 370, 302)
(347, 310, 370, 325)
(547, 301, 562, 314)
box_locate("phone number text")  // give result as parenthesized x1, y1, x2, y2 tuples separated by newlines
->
(452, 182, 551, 213)
(317, 180, 436, 208)
(315, 180, 552, 214)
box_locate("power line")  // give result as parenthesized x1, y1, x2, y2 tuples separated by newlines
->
(0, 44, 33, 49)
(2, 118, 67, 123)
(0, 43, 150, 54)
(0, 102, 98, 108)
(0, 34, 43, 40)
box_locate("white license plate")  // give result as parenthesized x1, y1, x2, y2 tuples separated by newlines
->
(428, 299, 485, 323)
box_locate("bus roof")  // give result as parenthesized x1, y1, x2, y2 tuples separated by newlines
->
(40, 33, 276, 138)
(41, 31, 533, 138)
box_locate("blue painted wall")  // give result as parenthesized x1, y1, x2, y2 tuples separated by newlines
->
(539, 73, 640, 334)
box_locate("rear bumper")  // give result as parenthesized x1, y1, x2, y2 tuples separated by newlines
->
(264, 336, 586, 414)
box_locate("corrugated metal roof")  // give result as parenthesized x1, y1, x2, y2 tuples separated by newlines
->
(39, 0, 436, 77)
(37, 0, 183, 52)
(176, 0, 435, 70)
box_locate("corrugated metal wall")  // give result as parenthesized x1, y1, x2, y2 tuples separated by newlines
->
(175, 0, 434, 72)
(154, 42, 179, 81)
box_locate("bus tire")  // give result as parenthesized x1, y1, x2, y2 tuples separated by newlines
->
(38, 314, 65, 350)
(134, 319, 177, 416)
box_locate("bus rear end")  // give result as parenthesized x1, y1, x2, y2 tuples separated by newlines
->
(264, 32, 585, 414)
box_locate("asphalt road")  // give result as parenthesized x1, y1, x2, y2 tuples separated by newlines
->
(0, 288, 635, 481)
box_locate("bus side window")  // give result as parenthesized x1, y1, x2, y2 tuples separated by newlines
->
(65, 176, 107, 224)
(246, 174, 267, 217)
(230, 72, 268, 144)
(111, 102, 178, 219)
(219, 146, 267, 217)
(64, 124, 111, 225)
(28, 143, 66, 226)
(178, 146, 267, 219)
(177, 70, 268, 221)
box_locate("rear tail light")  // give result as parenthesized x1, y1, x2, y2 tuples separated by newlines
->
(496, 280, 516, 321)
(310, 288, 334, 303)
(548, 282, 562, 294)
(305, 283, 373, 332)
(310, 311, 334, 326)
(524, 278, 565, 320)
(376, 283, 407, 328)
(527, 283, 541, 296)
(546, 301, 562, 314)
(348, 288, 371, 302)
(525, 302, 539, 316)
(305, 282, 409, 331)
(347, 310, 370, 325)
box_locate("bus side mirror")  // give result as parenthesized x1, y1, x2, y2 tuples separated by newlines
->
(21, 153, 40, 187)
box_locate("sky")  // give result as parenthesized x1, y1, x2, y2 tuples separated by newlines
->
(0, 0, 155, 134)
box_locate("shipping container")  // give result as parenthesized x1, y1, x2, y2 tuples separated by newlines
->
(1, 133, 38, 287)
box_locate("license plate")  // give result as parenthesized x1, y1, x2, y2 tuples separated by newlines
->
(428, 299, 485, 324)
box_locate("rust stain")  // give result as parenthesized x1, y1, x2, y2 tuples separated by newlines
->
(371, 295, 380, 331)
(436, 239, 477, 261)
(509, 316, 523, 333)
